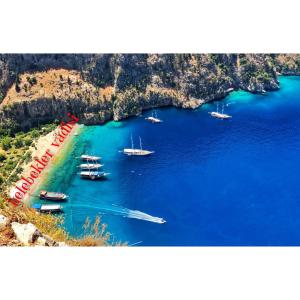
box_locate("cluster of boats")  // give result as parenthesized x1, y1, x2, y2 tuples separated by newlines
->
(32, 191, 68, 213)
(79, 155, 109, 180)
(31, 106, 232, 215)
(121, 111, 162, 156)
(32, 155, 109, 213)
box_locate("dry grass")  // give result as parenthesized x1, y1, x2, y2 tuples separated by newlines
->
(0, 198, 122, 246)
(1, 69, 114, 108)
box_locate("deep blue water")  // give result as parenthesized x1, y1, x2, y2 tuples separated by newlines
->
(37, 76, 300, 246)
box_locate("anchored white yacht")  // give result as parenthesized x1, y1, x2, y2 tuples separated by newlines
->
(123, 136, 154, 156)
(145, 111, 163, 123)
(209, 102, 232, 119)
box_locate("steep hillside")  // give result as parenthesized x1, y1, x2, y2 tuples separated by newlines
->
(0, 54, 300, 130)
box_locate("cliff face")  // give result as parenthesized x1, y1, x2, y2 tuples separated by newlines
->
(0, 54, 299, 130)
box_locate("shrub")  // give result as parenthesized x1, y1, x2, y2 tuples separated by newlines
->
(1, 136, 12, 150)
(23, 136, 33, 146)
(14, 137, 24, 148)
(24, 151, 32, 163)
(0, 151, 7, 161)
(30, 129, 39, 138)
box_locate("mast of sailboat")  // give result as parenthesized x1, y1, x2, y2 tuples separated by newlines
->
(139, 136, 143, 150)
(222, 104, 224, 114)
(131, 134, 134, 150)
(217, 102, 219, 113)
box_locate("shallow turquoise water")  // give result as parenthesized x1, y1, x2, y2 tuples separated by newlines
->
(36, 76, 300, 245)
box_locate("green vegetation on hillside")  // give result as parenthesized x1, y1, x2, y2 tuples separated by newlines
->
(0, 122, 56, 190)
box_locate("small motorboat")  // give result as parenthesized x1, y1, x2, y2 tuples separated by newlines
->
(80, 171, 109, 180)
(81, 155, 101, 162)
(39, 190, 68, 201)
(80, 163, 103, 170)
(32, 204, 63, 213)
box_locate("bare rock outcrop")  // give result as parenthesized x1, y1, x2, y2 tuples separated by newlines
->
(10, 221, 65, 246)
(0, 54, 300, 130)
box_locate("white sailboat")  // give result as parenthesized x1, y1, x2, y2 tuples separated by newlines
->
(209, 102, 232, 119)
(123, 135, 154, 156)
(145, 110, 163, 123)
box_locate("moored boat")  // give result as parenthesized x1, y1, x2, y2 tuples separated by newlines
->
(81, 155, 101, 161)
(80, 163, 103, 170)
(209, 111, 232, 119)
(32, 204, 63, 213)
(123, 136, 154, 156)
(39, 190, 68, 201)
(80, 171, 109, 180)
(209, 103, 232, 120)
(145, 111, 163, 123)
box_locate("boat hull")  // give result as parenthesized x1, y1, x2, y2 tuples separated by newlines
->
(209, 112, 232, 119)
(123, 149, 154, 156)
(80, 171, 109, 180)
(81, 155, 101, 162)
(145, 117, 163, 123)
(80, 164, 103, 170)
(32, 204, 63, 213)
(39, 191, 68, 201)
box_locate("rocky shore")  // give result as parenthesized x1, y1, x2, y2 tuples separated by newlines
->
(0, 214, 66, 246)
(0, 54, 299, 130)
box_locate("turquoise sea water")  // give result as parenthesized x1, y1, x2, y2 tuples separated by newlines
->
(36, 76, 300, 246)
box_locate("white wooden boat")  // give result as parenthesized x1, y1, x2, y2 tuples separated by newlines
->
(80, 163, 103, 170)
(32, 204, 62, 213)
(80, 171, 109, 180)
(81, 155, 101, 161)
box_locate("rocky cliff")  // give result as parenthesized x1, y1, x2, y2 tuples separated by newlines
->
(0, 54, 299, 130)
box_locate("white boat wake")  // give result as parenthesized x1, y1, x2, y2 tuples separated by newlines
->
(71, 204, 166, 224)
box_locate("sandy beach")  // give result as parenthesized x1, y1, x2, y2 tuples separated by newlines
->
(11, 123, 80, 205)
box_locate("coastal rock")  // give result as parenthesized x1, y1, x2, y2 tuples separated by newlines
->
(0, 215, 9, 231)
(42, 234, 58, 246)
(0, 54, 299, 130)
(35, 237, 47, 246)
(58, 242, 67, 247)
(11, 222, 41, 246)
(182, 98, 205, 109)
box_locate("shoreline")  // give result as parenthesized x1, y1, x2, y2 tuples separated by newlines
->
(15, 123, 81, 206)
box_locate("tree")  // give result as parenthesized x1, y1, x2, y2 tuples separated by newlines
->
(30, 129, 39, 138)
